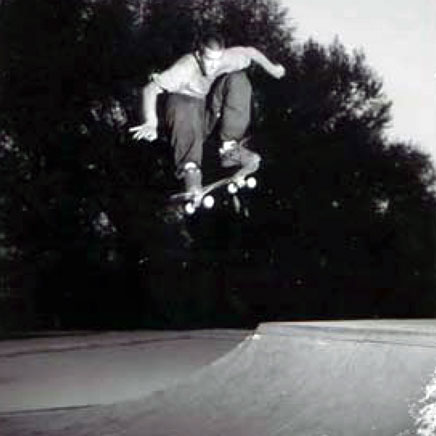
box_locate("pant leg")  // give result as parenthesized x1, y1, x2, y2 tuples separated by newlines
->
(209, 71, 252, 141)
(165, 94, 206, 177)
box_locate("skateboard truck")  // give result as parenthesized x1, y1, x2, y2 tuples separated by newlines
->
(227, 176, 257, 194)
(173, 174, 257, 216)
(184, 194, 215, 215)
(185, 175, 257, 214)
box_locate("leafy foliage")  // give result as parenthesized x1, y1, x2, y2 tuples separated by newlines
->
(0, 0, 435, 329)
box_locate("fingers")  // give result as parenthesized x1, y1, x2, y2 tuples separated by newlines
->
(133, 131, 154, 141)
(130, 126, 157, 142)
(144, 132, 157, 141)
(132, 131, 144, 140)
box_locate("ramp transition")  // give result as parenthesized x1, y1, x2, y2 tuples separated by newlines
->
(2, 320, 436, 435)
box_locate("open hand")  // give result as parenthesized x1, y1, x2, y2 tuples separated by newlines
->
(129, 123, 158, 142)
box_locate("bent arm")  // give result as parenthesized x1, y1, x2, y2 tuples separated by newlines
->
(130, 56, 188, 141)
(129, 80, 163, 141)
(246, 47, 285, 79)
(142, 80, 163, 126)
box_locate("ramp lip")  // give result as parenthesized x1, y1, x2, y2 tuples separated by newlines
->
(256, 320, 436, 348)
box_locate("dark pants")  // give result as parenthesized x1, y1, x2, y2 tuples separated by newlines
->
(164, 71, 252, 177)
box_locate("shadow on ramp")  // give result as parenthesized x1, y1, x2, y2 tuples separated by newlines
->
(2, 320, 436, 435)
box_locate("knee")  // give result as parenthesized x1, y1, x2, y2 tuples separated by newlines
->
(250, 151, 261, 169)
(225, 71, 252, 93)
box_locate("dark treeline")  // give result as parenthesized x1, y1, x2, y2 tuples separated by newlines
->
(1, 0, 435, 330)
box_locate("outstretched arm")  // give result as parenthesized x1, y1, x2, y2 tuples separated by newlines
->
(246, 47, 285, 79)
(129, 80, 163, 142)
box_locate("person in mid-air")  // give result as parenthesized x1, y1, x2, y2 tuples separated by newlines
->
(130, 32, 286, 194)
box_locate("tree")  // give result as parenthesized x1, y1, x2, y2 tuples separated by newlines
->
(247, 38, 436, 318)
(0, 0, 435, 329)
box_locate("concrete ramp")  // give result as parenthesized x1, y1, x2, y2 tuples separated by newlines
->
(2, 320, 436, 435)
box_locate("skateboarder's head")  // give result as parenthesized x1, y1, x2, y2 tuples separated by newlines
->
(197, 32, 225, 77)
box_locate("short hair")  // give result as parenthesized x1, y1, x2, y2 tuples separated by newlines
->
(198, 32, 225, 52)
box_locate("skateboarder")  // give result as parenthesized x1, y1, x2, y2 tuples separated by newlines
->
(130, 32, 285, 194)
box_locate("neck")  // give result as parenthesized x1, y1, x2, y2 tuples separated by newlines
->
(194, 51, 207, 76)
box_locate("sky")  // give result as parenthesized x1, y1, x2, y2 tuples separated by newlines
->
(280, 0, 436, 167)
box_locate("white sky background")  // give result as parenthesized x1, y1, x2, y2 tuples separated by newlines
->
(280, 0, 436, 167)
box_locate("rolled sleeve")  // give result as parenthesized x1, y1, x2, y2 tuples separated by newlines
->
(152, 55, 192, 93)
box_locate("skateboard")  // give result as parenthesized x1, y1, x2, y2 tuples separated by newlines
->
(169, 169, 258, 215)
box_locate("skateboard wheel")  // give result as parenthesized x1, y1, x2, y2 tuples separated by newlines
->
(185, 202, 196, 215)
(203, 195, 215, 209)
(246, 177, 257, 189)
(227, 182, 238, 195)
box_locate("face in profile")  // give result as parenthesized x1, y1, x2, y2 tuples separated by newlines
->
(199, 46, 224, 77)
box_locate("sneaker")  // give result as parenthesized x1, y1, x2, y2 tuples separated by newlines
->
(219, 140, 241, 168)
(182, 162, 202, 195)
(219, 139, 261, 172)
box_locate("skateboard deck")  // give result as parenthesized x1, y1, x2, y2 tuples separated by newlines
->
(169, 170, 257, 215)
